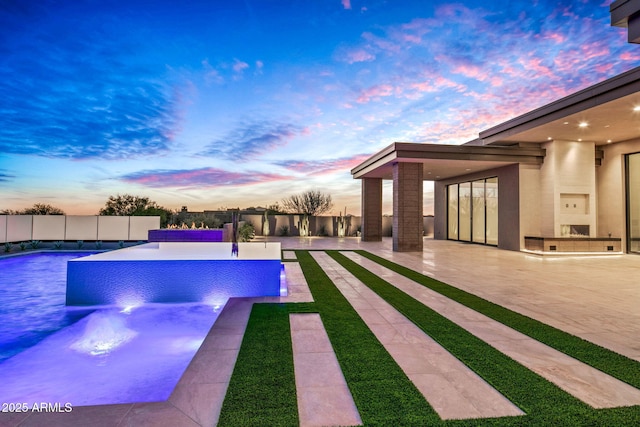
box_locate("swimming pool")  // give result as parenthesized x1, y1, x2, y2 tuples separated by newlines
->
(0, 252, 221, 406)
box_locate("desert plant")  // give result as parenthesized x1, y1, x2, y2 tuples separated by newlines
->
(53, 241, 63, 249)
(95, 240, 103, 249)
(298, 215, 310, 237)
(29, 240, 41, 249)
(118, 240, 125, 248)
(281, 190, 333, 216)
(262, 211, 270, 236)
(4, 242, 12, 252)
(318, 225, 329, 236)
(278, 225, 289, 236)
(238, 223, 255, 242)
(77, 240, 84, 249)
(19, 242, 27, 250)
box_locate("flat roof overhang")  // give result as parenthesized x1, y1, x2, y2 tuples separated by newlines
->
(478, 66, 640, 146)
(351, 142, 544, 180)
(611, 0, 640, 44)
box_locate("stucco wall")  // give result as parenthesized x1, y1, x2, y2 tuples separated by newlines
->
(6, 215, 32, 243)
(519, 164, 542, 246)
(32, 215, 66, 241)
(1, 215, 160, 243)
(540, 140, 597, 237)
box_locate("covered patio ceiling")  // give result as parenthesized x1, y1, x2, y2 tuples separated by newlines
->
(480, 67, 640, 146)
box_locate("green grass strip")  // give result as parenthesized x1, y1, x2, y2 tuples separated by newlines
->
(355, 249, 640, 390)
(330, 250, 640, 426)
(217, 303, 299, 426)
(295, 250, 439, 426)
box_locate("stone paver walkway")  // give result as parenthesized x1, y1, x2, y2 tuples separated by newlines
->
(343, 251, 640, 409)
(290, 313, 362, 427)
(312, 251, 524, 420)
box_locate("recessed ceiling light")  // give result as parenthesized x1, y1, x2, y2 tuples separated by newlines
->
(547, 137, 552, 140)
(607, 139, 612, 143)
(634, 106, 640, 112)
(465, 168, 471, 171)
(604, 124, 610, 128)
(578, 122, 588, 128)
(578, 138, 582, 141)
(563, 122, 569, 125)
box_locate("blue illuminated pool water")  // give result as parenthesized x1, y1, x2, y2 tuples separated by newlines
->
(0, 252, 221, 406)
(0, 252, 95, 362)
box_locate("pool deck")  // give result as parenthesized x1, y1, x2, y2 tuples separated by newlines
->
(2, 237, 640, 426)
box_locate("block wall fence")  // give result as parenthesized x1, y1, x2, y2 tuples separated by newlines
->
(241, 214, 434, 238)
(0, 215, 160, 244)
(1, 214, 433, 243)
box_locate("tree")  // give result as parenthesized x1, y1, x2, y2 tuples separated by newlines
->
(281, 190, 333, 216)
(99, 194, 172, 228)
(1, 203, 65, 215)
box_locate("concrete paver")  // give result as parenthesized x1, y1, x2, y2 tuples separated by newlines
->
(311, 251, 524, 420)
(342, 250, 640, 409)
(290, 313, 362, 427)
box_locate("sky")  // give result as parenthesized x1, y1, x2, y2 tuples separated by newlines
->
(0, 0, 638, 216)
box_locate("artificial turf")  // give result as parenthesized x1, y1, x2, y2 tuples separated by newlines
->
(217, 249, 640, 426)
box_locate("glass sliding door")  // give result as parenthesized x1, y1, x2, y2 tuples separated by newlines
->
(486, 177, 498, 245)
(627, 153, 640, 253)
(447, 177, 498, 246)
(459, 183, 471, 241)
(448, 184, 458, 240)
(472, 180, 485, 243)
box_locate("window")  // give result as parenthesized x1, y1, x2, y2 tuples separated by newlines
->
(447, 177, 498, 246)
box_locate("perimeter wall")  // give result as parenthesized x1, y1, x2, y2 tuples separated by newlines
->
(0, 215, 160, 243)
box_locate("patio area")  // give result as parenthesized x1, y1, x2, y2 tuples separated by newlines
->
(3, 237, 640, 426)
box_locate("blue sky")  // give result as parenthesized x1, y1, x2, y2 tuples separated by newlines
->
(0, 0, 637, 215)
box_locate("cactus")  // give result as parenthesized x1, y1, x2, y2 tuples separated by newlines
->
(298, 214, 310, 237)
(262, 211, 270, 236)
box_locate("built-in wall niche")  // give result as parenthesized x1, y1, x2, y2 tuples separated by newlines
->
(560, 193, 589, 214)
(561, 224, 590, 237)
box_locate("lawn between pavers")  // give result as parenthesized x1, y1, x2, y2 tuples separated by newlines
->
(217, 250, 640, 426)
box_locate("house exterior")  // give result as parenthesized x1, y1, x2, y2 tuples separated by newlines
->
(352, 66, 640, 253)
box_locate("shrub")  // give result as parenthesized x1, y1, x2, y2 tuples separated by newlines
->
(95, 240, 103, 249)
(29, 240, 41, 249)
(118, 240, 125, 248)
(53, 241, 63, 249)
(77, 240, 84, 249)
(278, 225, 289, 236)
(4, 242, 12, 253)
(19, 242, 27, 250)
(238, 223, 255, 242)
(318, 225, 329, 236)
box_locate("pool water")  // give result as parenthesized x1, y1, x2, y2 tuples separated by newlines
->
(0, 252, 221, 406)
(0, 252, 95, 362)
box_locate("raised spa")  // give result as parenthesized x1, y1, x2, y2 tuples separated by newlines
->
(66, 242, 283, 306)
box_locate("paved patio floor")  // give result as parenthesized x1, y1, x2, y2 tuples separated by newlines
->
(2, 237, 639, 426)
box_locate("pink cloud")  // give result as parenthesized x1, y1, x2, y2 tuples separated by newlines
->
(620, 51, 640, 61)
(277, 154, 372, 175)
(344, 48, 375, 64)
(122, 167, 289, 189)
(356, 84, 394, 103)
(341, 0, 351, 10)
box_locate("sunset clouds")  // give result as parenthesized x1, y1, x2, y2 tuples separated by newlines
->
(0, 0, 636, 214)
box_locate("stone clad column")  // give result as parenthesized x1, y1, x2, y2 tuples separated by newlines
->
(393, 162, 423, 251)
(361, 178, 382, 241)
